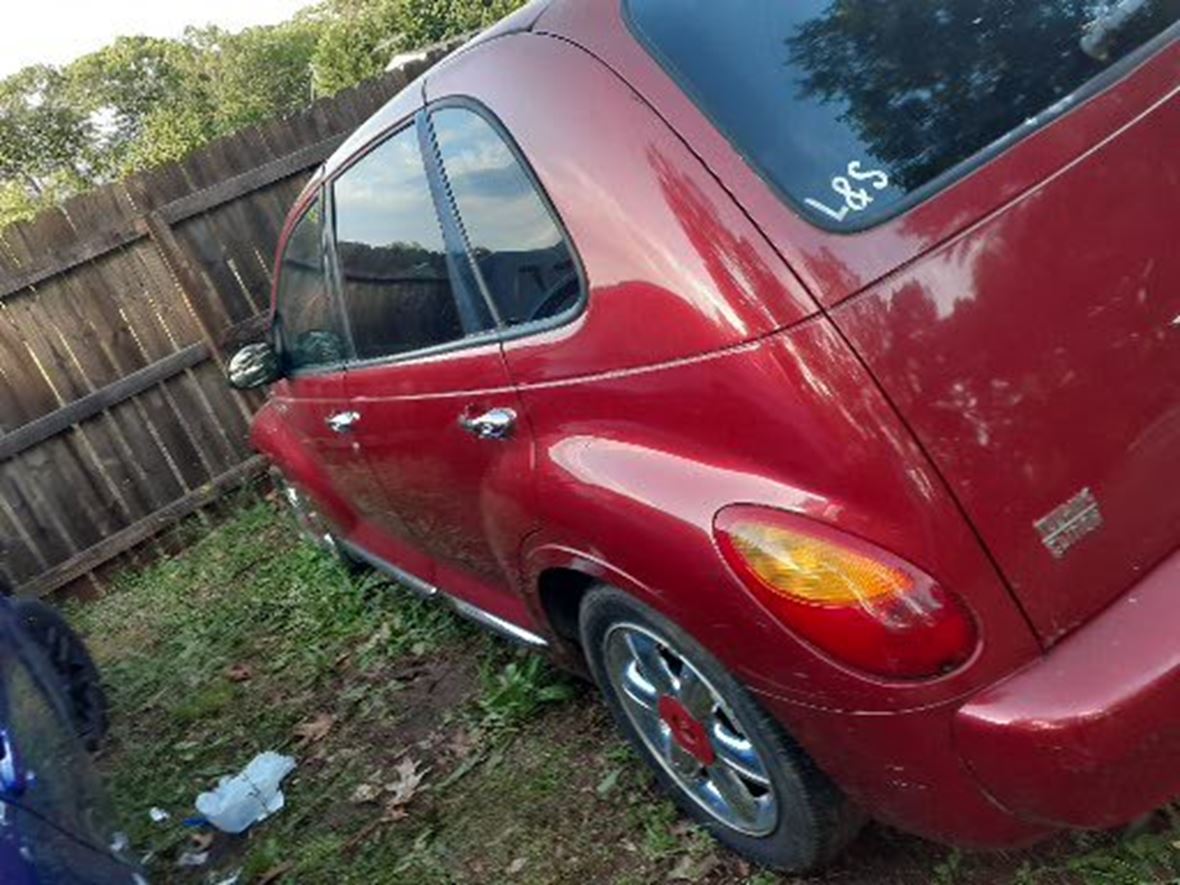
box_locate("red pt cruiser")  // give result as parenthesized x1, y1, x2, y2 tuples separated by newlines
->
(228, 0, 1180, 871)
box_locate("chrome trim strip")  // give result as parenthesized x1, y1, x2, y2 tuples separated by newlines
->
(338, 540, 438, 599)
(449, 597, 549, 648)
(337, 540, 548, 647)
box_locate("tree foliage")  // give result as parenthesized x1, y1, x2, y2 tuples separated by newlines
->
(0, 65, 93, 224)
(310, 0, 523, 97)
(0, 0, 524, 226)
(311, 0, 404, 97)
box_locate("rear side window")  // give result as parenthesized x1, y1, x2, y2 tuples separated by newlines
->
(275, 198, 345, 373)
(332, 125, 489, 362)
(431, 107, 582, 327)
(626, 0, 1180, 229)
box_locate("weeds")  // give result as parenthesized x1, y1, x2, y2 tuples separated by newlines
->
(477, 650, 578, 731)
(68, 496, 1180, 884)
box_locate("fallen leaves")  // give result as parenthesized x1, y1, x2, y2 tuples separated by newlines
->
(350, 757, 428, 823)
(293, 713, 336, 747)
(350, 782, 381, 804)
(447, 726, 481, 761)
(343, 758, 430, 856)
(383, 757, 426, 820)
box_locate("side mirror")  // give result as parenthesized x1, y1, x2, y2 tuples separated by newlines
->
(227, 342, 280, 390)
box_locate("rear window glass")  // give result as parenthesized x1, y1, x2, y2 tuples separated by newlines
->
(626, 0, 1180, 230)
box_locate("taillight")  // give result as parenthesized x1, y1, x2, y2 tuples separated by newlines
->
(714, 506, 977, 679)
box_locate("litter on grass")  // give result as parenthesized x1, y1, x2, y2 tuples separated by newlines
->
(194, 752, 297, 834)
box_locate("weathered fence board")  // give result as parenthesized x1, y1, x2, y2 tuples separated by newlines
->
(0, 40, 462, 596)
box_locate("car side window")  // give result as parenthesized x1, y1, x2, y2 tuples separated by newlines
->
(275, 198, 345, 373)
(332, 124, 487, 362)
(431, 106, 582, 328)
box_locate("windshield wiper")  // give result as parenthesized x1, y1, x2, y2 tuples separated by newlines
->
(1081, 0, 1153, 60)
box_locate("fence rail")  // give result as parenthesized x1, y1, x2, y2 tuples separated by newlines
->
(0, 41, 460, 597)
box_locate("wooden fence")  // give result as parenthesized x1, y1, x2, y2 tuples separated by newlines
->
(0, 42, 460, 598)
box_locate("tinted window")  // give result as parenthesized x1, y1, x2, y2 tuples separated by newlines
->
(333, 126, 486, 362)
(627, 0, 1180, 229)
(276, 198, 345, 372)
(432, 107, 581, 327)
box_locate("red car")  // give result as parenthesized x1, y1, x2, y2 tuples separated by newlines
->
(229, 0, 1180, 871)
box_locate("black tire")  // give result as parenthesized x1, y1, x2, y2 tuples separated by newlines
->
(12, 599, 110, 752)
(580, 585, 863, 872)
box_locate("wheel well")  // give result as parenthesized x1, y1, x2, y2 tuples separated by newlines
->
(537, 568, 598, 644)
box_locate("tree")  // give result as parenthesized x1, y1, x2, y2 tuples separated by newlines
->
(0, 65, 93, 202)
(119, 21, 321, 171)
(396, 0, 523, 48)
(0, 0, 527, 225)
(311, 0, 525, 96)
(64, 37, 191, 178)
(312, 0, 403, 97)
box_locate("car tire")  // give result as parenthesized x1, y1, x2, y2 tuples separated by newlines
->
(580, 585, 863, 872)
(12, 599, 110, 752)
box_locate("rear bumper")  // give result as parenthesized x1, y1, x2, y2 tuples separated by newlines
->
(755, 546, 1180, 846)
(955, 545, 1180, 829)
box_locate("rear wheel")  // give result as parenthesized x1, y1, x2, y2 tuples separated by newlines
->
(580, 585, 862, 872)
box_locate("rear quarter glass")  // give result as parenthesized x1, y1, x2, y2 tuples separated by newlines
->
(624, 0, 1180, 231)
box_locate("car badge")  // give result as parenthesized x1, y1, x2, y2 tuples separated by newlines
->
(1035, 488, 1103, 559)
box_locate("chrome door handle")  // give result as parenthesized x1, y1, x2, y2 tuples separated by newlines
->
(459, 407, 517, 441)
(326, 411, 361, 434)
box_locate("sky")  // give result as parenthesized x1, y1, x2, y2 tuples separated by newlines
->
(0, 0, 315, 78)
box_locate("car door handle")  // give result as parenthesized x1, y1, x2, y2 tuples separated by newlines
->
(459, 407, 517, 441)
(326, 411, 361, 434)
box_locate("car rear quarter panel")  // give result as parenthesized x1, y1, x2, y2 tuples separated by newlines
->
(516, 317, 1040, 714)
(511, 316, 1048, 844)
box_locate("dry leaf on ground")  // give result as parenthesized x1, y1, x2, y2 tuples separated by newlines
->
(382, 757, 427, 819)
(350, 782, 381, 804)
(293, 713, 335, 746)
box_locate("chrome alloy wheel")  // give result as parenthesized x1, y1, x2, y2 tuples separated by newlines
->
(602, 623, 779, 836)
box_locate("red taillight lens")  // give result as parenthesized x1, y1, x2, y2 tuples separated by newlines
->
(714, 507, 977, 679)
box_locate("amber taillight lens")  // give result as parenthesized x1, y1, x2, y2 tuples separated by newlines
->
(714, 506, 977, 679)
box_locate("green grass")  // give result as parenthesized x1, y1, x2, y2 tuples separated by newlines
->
(67, 493, 627, 883)
(67, 493, 1180, 884)
(477, 652, 579, 731)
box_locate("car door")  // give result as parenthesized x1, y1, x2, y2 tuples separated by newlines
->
(329, 112, 554, 628)
(269, 191, 397, 538)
